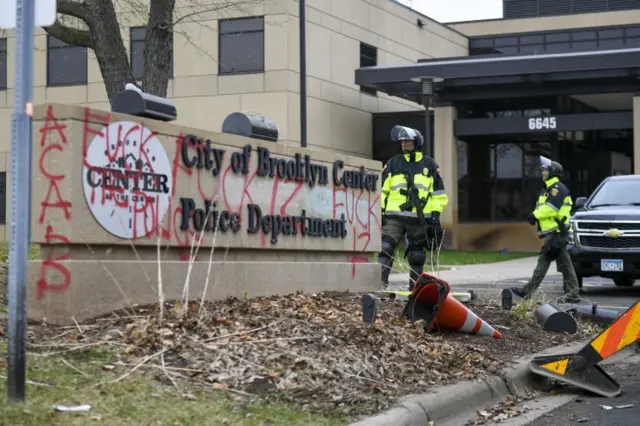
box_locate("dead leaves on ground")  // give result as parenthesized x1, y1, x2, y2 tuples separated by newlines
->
(16, 291, 588, 418)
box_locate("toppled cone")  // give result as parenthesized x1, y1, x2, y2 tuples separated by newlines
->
(361, 293, 378, 328)
(562, 303, 620, 327)
(403, 273, 502, 339)
(530, 300, 640, 397)
(534, 304, 578, 334)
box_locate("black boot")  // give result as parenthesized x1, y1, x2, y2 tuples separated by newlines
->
(510, 287, 528, 299)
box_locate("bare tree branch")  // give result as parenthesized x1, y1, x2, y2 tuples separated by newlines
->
(57, 0, 92, 24)
(43, 21, 94, 48)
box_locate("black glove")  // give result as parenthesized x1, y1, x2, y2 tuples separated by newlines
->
(430, 211, 441, 230)
(527, 213, 537, 225)
(429, 212, 443, 247)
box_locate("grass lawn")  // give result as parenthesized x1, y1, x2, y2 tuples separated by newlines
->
(0, 343, 347, 426)
(388, 249, 536, 274)
(0, 243, 41, 262)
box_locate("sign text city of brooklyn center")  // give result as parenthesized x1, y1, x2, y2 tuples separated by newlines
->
(82, 131, 380, 244)
(28, 104, 382, 324)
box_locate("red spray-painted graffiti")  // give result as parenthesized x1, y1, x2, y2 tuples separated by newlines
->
(333, 188, 381, 278)
(36, 105, 72, 299)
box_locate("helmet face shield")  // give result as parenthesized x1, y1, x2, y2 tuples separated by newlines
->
(540, 156, 552, 171)
(391, 125, 416, 142)
(390, 125, 424, 150)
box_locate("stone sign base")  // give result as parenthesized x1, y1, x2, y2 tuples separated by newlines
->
(28, 253, 377, 325)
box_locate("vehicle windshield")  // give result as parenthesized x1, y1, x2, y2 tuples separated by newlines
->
(588, 179, 640, 207)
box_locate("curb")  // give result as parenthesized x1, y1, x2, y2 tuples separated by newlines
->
(347, 339, 636, 426)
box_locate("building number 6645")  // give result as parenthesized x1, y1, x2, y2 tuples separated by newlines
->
(528, 117, 557, 130)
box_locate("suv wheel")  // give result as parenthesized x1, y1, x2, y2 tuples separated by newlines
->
(613, 277, 636, 287)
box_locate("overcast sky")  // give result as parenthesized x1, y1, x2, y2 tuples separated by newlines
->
(402, 0, 503, 23)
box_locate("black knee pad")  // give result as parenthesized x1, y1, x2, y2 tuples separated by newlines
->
(379, 236, 397, 258)
(406, 247, 426, 266)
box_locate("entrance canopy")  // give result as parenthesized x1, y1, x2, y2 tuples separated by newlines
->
(355, 47, 640, 104)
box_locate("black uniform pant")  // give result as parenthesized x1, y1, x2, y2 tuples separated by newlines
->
(525, 233, 580, 298)
(379, 217, 433, 289)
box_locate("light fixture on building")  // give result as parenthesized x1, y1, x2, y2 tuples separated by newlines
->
(417, 18, 425, 28)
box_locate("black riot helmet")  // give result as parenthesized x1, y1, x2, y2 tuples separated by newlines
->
(540, 156, 563, 178)
(391, 125, 424, 152)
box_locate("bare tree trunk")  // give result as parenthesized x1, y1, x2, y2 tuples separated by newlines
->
(84, 0, 135, 103)
(142, 0, 176, 98)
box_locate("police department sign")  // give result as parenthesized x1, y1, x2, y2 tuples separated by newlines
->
(82, 121, 172, 239)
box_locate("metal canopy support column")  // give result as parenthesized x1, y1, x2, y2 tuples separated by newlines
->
(634, 95, 640, 174)
(422, 78, 433, 157)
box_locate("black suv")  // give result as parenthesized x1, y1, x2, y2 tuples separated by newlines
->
(568, 175, 640, 289)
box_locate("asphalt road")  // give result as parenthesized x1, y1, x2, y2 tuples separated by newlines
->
(388, 272, 639, 313)
(527, 362, 640, 426)
(456, 274, 639, 314)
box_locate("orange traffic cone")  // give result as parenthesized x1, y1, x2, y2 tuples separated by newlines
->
(407, 273, 502, 339)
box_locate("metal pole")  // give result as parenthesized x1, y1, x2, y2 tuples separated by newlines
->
(8, 0, 35, 402)
(421, 78, 433, 158)
(299, 0, 307, 148)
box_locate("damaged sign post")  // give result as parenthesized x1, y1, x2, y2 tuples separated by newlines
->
(1, 0, 57, 402)
(530, 300, 640, 397)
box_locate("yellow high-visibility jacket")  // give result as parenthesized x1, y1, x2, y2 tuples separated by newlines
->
(533, 176, 573, 237)
(381, 151, 448, 219)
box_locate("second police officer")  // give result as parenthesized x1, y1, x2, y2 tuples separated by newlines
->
(378, 125, 449, 291)
(510, 156, 581, 303)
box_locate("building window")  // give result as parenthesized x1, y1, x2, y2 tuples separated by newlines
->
(47, 35, 88, 86)
(458, 141, 550, 222)
(218, 17, 264, 75)
(130, 27, 173, 81)
(469, 24, 640, 56)
(0, 172, 5, 224)
(359, 42, 377, 96)
(0, 39, 6, 90)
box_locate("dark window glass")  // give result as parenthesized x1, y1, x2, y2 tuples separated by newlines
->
(520, 34, 544, 44)
(0, 38, 6, 90)
(545, 42, 571, 53)
(625, 37, 640, 46)
(519, 44, 544, 54)
(599, 38, 624, 49)
(458, 141, 552, 222)
(130, 27, 173, 81)
(494, 36, 518, 47)
(47, 35, 87, 86)
(470, 47, 498, 56)
(572, 40, 598, 50)
(625, 26, 640, 37)
(546, 32, 570, 43)
(470, 38, 493, 48)
(360, 42, 377, 96)
(496, 46, 519, 54)
(599, 28, 624, 39)
(572, 31, 597, 41)
(219, 17, 264, 75)
(0, 172, 5, 224)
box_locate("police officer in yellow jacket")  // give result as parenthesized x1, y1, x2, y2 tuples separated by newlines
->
(379, 125, 449, 291)
(510, 156, 580, 303)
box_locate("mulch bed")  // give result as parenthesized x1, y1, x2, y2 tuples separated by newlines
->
(0, 290, 600, 420)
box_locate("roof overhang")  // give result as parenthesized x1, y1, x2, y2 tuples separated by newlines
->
(355, 48, 640, 104)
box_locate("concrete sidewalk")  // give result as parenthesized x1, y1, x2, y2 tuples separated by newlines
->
(389, 256, 538, 285)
